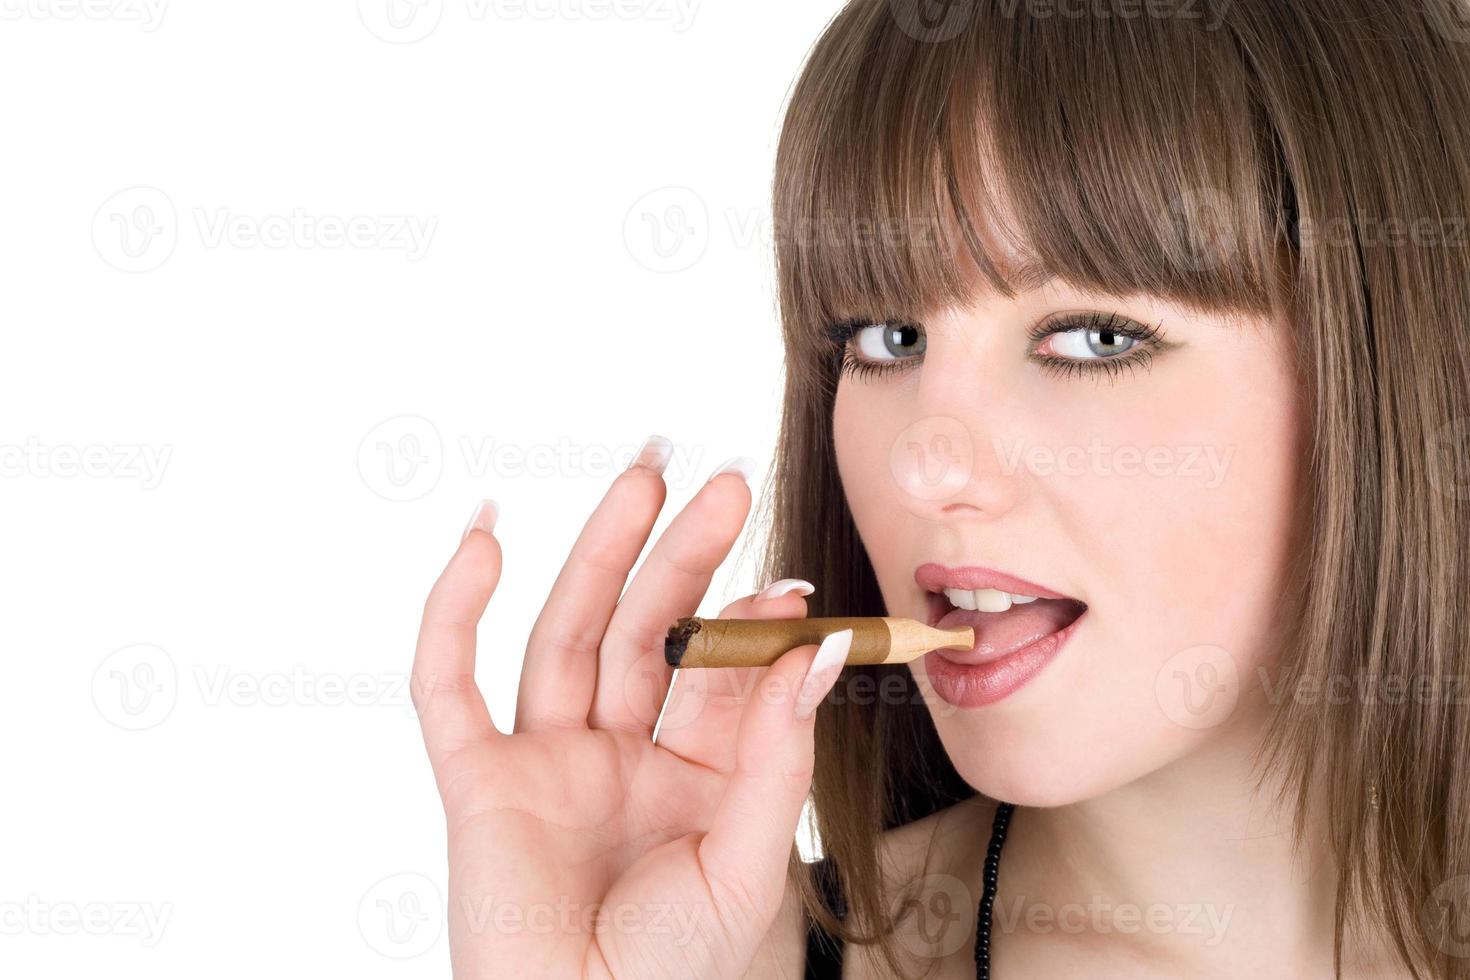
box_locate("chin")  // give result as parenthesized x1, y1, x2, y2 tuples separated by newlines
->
(921, 693, 1237, 809)
(941, 745, 1125, 808)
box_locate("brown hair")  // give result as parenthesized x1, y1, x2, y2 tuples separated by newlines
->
(753, 0, 1470, 976)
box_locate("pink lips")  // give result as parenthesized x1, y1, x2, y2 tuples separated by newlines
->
(913, 562, 1072, 600)
(913, 562, 1087, 708)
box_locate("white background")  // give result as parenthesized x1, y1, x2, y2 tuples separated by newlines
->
(0, 1, 842, 974)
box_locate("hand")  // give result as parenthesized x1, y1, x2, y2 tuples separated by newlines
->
(410, 441, 849, 979)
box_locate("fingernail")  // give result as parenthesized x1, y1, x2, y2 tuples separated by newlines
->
(461, 499, 499, 541)
(795, 628, 851, 720)
(756, 578, 815, 601)
(707, 455, 757, 484)
(627, 434, 674, 475)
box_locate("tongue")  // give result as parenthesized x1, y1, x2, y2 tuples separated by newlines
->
(936, 598, 1082, 659)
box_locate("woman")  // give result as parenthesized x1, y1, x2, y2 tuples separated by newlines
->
(411, 1, 1470, 976)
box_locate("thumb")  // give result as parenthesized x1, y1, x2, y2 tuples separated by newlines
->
(696, 628, 851, 930)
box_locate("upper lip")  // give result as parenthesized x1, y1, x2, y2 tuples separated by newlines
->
(913, 562, 1077, 601)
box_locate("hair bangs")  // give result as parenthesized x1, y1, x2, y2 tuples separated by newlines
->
(773, 0, 1294, 379)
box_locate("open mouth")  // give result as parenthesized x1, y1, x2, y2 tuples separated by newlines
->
(916, 564, 1088, 666)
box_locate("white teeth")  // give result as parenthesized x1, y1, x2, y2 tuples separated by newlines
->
(945, 588, 977, 611)
(974, 588, 1012, 612)
(941, 587, 1041, 612)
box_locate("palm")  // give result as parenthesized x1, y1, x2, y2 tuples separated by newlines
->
(441, 729, 730, 977)
(411, 454, 838, 980)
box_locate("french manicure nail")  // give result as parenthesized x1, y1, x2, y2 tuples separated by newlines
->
(708, 455, 757, 484)
(627, 434, 674, 475)
(756, 578, 815, 601)
(461, 499, 499, 541)
(795, 628, 851, 720)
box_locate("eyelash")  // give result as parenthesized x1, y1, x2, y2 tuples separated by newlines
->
(824, 311, 1168, 383)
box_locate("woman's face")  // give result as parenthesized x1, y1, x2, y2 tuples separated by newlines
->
(831, 248, 1304, 807)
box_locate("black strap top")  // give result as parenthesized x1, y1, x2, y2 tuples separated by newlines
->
(803, 855, 846, 978)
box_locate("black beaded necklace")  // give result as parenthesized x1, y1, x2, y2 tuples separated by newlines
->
(974, 802, 1014, 980)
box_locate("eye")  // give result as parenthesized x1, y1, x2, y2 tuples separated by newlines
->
(1037, 325, 1139, 359)
(853, 322, 925, 361)
(825, 318, 926, 381)
(1027, 311, 1170, 381)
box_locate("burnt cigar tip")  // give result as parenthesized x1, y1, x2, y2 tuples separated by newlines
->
(664, 616, 703, 667)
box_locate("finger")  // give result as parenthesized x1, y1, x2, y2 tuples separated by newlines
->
(652, 580, 814, 770)
(590, 458, 756, 734)
(515, 437, 672, 733)
(412, 501, 503, 768)
(696, 628, 850, 937)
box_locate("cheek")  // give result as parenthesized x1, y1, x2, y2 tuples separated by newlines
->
(832, 382, 905, 543)
(1057, 346, 1302, 674)
(1004, 345, 1301, 794)
(931, 343, 1301, 805)
(832, 381, 947, 620)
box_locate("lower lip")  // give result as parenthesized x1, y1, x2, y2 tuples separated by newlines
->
(920, 615, 1084, 708)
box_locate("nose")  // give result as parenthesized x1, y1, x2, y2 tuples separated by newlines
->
(897, 348, 1023, 524)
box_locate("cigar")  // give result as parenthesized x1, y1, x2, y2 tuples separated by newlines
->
(663, 616, 975, 669)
